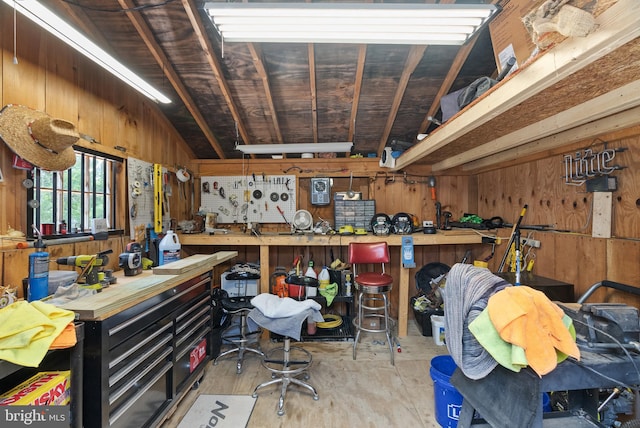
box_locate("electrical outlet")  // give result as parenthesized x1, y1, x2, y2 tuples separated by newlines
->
(520, 237, 541, 248)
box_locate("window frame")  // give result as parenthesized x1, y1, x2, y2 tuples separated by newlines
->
(26, 147, 123, 239)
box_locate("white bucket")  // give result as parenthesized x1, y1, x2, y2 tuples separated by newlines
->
(431, 315, 445, 346)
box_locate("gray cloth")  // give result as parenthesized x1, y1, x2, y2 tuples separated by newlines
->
(443, 263, 510, 380)
(248, 307, 324, 341)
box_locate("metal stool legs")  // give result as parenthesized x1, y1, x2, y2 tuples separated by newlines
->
(252, 337, 319, 416)
(214, 310, 263, 374)
(353, 286, 394, 365)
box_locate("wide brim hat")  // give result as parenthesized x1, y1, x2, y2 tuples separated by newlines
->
(0, 104, 78, 171)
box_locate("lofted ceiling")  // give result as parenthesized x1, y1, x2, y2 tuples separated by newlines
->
(44, 0, 499, 163)
(48, 0, 496, 159)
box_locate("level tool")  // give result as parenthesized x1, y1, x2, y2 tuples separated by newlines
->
(154, 163, 163, 233)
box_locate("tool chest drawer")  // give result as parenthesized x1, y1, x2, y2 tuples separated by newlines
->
(82, 270, 214, 427)
(174, 294, 212, 392)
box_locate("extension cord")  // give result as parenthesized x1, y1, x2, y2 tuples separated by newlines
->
(317, 314, 343, 329)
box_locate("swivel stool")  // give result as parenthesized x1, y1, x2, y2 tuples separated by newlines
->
(249, 278, 323, 416)
(348, 241, 395, 365)
(214, 271, 263, 374)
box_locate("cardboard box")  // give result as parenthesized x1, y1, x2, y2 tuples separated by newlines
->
(0, 371, 71, 406)
(489, 0, 541, 72)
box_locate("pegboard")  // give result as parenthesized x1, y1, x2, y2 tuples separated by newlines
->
(127, 158, 170, 239)
(200, 175, 296, 224)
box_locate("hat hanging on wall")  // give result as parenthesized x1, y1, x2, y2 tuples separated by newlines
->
(0, 104, 79, 171)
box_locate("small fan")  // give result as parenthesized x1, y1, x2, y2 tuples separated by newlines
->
(292, 209, 313, 233)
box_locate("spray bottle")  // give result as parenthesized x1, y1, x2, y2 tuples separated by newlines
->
(28, 226, 50, 301)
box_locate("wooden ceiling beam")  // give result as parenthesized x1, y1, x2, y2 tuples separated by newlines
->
(349, 45, 366, 145)
(182, 0, 252, 156)
(118, 0, 224, 158)
(308, 44, 319, 144)
(248, 43, 283, 145)
(376, 45, 427, 155)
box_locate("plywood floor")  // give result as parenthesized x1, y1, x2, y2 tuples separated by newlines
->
(160, 322, 449, 428)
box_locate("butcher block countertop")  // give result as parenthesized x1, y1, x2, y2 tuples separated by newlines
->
(59, 251, 237, 321)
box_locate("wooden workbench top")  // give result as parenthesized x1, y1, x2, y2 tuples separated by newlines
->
(179, 229, 485, 246)
(58, 252, 237, 321)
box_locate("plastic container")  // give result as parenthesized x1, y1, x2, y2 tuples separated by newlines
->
(318, 266, 330, 291)
(344, 273, 352, 297)
(305, 261, 317, 297)
(430, 355, 464, 428)
(28, 239, 49, 302)
(431, 315, 446, 346)
(158, 230, 181, 265)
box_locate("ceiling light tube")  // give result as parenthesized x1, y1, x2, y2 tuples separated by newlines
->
(4, 0, 171, 104)
(205, 3, 498, 45)
(237, 142, 353, 155)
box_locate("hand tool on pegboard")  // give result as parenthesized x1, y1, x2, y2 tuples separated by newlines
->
(498, 204, 527, 273)
(153, 163, 163, 233)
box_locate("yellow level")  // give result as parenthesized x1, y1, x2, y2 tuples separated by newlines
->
(154, 163, 163, 233)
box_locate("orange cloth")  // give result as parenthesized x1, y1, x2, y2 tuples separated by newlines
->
(49, 322, 77, 350)
(487, 286, 580, 376)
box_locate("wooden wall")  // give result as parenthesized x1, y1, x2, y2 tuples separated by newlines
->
(0, 11, 193, 296)
(478, 126, 640, 307)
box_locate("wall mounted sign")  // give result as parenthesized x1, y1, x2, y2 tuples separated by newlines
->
(563, 142, 626, 186)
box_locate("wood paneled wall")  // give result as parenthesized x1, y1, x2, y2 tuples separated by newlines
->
(0, 11, 194, 235)
(479, 127, 640, 306)
(0, 11, 193, 294)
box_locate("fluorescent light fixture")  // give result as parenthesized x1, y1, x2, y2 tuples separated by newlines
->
(205, 3, 498, 45)
(237, 142, 353, 155)
(4, 0, 171, 104)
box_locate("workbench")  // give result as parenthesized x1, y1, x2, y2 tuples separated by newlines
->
(450, 348, 640, 427)
(58, 252, 237, 428)
(179, 231, 483, 337)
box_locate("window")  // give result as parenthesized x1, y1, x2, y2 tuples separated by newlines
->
(27, 149, 121, 237)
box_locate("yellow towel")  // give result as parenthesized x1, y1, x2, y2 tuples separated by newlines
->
(487, 286, 580, 377)
(0, 301, 75, 367)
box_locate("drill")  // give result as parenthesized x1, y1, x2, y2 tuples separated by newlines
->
(56, 249, 113, 289)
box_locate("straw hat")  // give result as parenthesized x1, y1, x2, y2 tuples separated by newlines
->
(0, 104, 78, 171)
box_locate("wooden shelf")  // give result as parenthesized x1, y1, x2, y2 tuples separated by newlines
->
(394, 0, 640, 173)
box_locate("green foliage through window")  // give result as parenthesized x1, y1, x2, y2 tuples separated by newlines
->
(28, 150, 120, 237)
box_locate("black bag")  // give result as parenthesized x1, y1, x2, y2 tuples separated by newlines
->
(440, 56, 516, 122)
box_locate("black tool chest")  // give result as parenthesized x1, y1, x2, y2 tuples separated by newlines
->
(82, 271, 213, 428)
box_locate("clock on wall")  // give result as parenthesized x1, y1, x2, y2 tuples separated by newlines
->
(311, 177, 331, 205)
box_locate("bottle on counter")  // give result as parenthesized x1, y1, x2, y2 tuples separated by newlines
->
(318, 266, 330, 291)
(305, 260, 317, 297)
(28, 235, 49, 302)
(344, 273, 352, 297)
(159, 230, 181, 265)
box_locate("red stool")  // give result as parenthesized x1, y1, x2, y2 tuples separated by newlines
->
(348, 241, 395, 365)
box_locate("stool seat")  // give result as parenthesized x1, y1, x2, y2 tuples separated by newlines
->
(226, 271, 260, 281)
(355, 272, 393, 287)
(220, 296, 254, 312)
(285, 275, 319, 287)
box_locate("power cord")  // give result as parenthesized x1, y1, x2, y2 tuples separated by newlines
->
(317, 314, 343, 329)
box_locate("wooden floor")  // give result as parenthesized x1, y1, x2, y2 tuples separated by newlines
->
(160, 322, 449, 428)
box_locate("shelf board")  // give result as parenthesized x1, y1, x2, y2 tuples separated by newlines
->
(393, 0, 640, 173)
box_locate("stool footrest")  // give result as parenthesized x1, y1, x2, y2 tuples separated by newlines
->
(264, 359, 309, 365)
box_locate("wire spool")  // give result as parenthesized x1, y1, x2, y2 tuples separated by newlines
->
(317, 313, 343, 329)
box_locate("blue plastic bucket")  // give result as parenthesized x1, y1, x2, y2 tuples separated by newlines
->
(430, 355, 463, 428)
